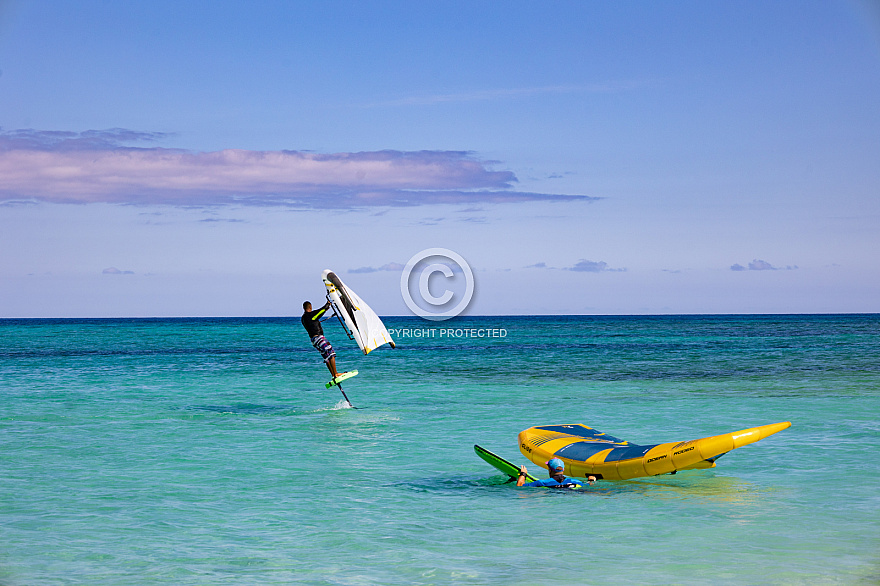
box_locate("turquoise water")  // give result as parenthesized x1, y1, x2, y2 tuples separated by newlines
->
(1, 315, 878, 585)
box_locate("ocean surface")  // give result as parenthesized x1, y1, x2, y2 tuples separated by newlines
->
(1, 315, 878, 585)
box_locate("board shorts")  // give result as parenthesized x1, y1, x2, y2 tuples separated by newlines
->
(311, 335, 336, 364)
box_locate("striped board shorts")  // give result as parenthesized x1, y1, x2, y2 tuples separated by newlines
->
(311, 335, 336, 364)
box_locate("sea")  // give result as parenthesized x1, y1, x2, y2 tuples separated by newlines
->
(1, 315, 878, 585)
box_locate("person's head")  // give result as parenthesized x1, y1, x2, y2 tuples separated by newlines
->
(546, 458, 565, 477)
(303, 301, 312, 312)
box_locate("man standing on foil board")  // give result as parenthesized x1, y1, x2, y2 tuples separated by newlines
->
(301, 300, 342, 380)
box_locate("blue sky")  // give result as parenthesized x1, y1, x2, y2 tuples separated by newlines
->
(1, 0, 879, 317)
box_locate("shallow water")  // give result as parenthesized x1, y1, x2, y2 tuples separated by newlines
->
(1, 315, 878, 584)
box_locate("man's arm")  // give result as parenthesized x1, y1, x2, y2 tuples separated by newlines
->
(516, 465, 528, 487)
(311, 301, 332, 320)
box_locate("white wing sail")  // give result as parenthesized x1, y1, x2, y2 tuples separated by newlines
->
(322, 269, 395, 355)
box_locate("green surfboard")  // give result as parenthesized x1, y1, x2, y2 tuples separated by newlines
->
(325, 370, 358, 389)
(474, 444, 538, 482)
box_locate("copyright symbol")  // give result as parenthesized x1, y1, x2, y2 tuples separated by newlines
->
(400, 248, 475, 321)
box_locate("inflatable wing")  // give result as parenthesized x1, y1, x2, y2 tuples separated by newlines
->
(322, 269, 395, 355)
(518, 422, 790, 481)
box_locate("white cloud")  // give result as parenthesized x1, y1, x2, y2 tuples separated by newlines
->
(348, 262, 405, 274)
(749, 259, 775, 271)
(566, 259, 626, 273)
(0, 129, 599, 209)
(730, 259, 799, 271)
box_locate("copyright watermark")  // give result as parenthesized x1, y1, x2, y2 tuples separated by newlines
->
(400, 248, 474, 321)
(388, 327, 507, 338)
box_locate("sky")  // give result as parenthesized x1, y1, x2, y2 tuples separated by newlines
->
(1, 0, 879, 317)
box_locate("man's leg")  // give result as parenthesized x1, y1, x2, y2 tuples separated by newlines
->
(314, 335, 340, 379)
(326, 356, 339, 378)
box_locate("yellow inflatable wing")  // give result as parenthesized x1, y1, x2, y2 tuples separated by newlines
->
(518, 422, 791, 481)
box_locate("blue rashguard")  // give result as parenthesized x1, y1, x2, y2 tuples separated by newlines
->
(522, 477, 584, 488)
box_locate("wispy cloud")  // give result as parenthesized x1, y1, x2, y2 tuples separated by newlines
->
(199, 218, 246, 223)
(566, 259, 626, 273)
(348, 262, 404, 274)
(364, 80, 647, 108)
(525, 259, 625, 272)
(731, 259, 798, 271)
(102, 267, 134, 275)
(1, 128, 171, 151)
(0, 128, 599, 209)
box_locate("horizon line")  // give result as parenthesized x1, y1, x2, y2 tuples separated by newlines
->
(2, 312, 878, 321)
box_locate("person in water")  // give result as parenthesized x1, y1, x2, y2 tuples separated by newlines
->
(302, 300, 341, 380)
(517, 458, 597, 488)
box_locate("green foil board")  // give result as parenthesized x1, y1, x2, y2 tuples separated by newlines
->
(325, 370, 358, 389)
(474, 444, 537, 482)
